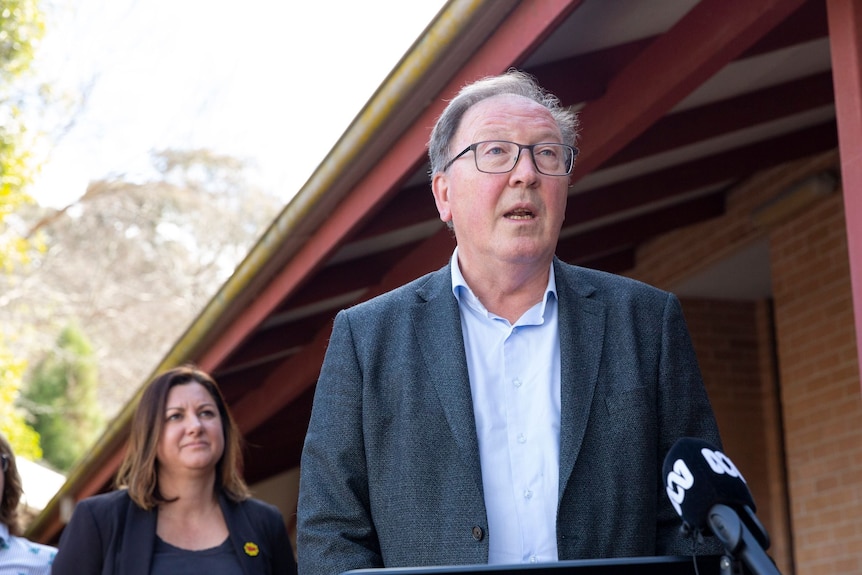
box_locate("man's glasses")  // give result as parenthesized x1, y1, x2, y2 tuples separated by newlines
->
(443, 140, 578, 177)
(1, 453, 9, 473)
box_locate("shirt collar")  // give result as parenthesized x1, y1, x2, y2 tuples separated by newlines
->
(450, 247, 557, 320)
(0, 521, 10, 546)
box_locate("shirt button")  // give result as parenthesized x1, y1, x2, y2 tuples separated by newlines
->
(472, 526, 484, 541)
(530, 556, 539, 564)
(513, 378, 522, 388)
(517, 433, 526, 444)
(524, 490, 533, 499)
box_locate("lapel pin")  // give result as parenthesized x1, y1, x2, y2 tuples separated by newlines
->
(244, 542, 260, 557)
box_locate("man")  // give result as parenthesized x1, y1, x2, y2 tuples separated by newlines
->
(0, 433, 57, 574)
(297, 70, 722, 574)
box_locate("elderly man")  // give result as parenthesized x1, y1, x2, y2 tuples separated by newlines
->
(297, 70, 722, 574)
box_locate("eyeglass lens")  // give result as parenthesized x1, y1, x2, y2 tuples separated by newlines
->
(1, 454, 8, 473)
(475, 141, 573, 175)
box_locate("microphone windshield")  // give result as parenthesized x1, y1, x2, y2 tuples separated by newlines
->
(662, 437, 755, 533)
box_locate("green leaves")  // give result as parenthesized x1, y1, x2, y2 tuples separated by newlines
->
(0, 0, 46, 461)
(0, 0, 44, 269)
(0, 0, 45, 78)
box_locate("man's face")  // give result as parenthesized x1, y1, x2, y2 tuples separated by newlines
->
(432, 94, 569, 274)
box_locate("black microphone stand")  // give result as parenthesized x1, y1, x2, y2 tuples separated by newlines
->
(707, 504, 782, 575)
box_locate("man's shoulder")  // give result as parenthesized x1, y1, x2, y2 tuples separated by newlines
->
(555, 259, 669, 298)
(345, 265, 449, 314)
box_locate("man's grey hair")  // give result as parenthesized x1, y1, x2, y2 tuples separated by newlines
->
(427, 69, 580, 179)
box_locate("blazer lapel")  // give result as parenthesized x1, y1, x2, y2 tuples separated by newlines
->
(412, 265, 484, 493)
(220, 495, 263, 575)
(554, 259, 606, 502)
(119, 498, 157, 575)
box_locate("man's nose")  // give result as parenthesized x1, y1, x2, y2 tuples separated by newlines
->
(509, 148, 540, 183)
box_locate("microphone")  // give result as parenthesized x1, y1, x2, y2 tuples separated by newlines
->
(663, 437, 782, 575)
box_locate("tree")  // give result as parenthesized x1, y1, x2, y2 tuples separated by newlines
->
(0, 0, 47, 459)
(2, 4, 280, 451)
(0, 333, 42, 460)
(19, 322, 102, 471)
(3, 149, 282, 420)
(1, 0, 46, 270)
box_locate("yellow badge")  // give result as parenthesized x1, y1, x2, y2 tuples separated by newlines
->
(244, 542, 260, 557)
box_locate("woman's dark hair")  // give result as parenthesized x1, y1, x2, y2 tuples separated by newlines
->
(0, 432, 24, 535)
(115, 365, 250, 509)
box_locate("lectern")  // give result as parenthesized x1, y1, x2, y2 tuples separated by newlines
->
(344, 555, 748, 575)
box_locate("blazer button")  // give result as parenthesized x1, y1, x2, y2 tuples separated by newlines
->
(472, 526, 484, 541)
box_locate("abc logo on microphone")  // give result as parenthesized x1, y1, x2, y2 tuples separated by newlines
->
(662, 437, 755, 533)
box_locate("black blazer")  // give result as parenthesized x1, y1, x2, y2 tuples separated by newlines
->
(53, 489, 296, 575)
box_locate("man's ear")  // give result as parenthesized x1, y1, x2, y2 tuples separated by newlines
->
(431, 172, 453, 224)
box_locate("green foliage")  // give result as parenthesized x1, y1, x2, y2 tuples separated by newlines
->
(20, 322, 104, 471)
(0, 0, 45, 78)
(0, 0, 45, 462)
(0, 333, 42, 460)
(0, 0, 45, 270)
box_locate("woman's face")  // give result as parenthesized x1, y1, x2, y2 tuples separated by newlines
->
(156, 382, 225, 477)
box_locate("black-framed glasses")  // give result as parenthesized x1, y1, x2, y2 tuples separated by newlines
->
(1, 453, 9, 473)
(443, 140, 578, 176)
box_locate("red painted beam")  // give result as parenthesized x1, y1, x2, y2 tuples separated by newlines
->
(530, 37, 655, 105)
(557, 193, 726, 263)
(567, 122, 838, 225)
(742, 0, 827, 57)
(351, 183, 440, 240)
(827, 0, 862, 384)
(578, 247, 637, 275)
(572, 0, 808, 178)
(531, 0, 827, 110)
(606, 71, 835, 167)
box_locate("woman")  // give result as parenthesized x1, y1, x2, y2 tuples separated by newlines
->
(0, 432, 57, 574)
(53, 365, 296, 575)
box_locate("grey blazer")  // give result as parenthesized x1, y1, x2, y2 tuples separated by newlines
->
(297, 259, 722, 575)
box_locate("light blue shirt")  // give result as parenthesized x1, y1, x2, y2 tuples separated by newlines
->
(0, 522, 56, 575)
(450, 249, 561, 565)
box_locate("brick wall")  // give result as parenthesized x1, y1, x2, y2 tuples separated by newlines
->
(682, 298, 792, 573)
(625, 152, 862, 574)
(769, 192, 862, 574)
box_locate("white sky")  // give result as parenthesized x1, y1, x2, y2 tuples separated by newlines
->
(27, 0, 447, 208)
